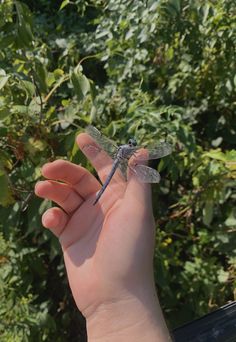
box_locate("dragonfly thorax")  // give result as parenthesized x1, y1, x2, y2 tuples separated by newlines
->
(117, 144, 137, 160)
(115, 138, 137, 160)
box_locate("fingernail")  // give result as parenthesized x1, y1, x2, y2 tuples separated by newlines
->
(34, 181, 43, 195)
(42, 211, 59, 228)
(41, 163, 51, 174)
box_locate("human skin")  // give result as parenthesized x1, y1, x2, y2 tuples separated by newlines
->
(34, 132, 171, 341)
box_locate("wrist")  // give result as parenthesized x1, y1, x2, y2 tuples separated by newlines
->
(86, 281, 171, 342)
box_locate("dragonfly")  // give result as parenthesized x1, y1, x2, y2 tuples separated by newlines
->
(85, 125, 172, 205)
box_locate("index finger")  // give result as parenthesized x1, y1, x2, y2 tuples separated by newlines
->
(41, 159, 101, 200)
(77, 132, 125, 185)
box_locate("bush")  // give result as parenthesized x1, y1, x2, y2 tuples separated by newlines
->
(0, 0, 235, 339)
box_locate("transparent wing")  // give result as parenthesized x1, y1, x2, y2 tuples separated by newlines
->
(86, 125, 118, 158)
(118, 159, 128, 180)
(130, 164, 161, 183)
(135, 142, 172, 161)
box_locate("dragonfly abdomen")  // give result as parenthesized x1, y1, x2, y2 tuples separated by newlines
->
(93, 158, 120, 205)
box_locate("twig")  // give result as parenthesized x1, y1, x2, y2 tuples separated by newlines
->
(44, 75, 69, 103)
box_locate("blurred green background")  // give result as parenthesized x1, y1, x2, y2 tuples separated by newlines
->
(0, 0, 235, 341)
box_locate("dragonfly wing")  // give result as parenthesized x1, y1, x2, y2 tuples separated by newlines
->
(118, 159, 128, 180)
(86, 125, 118, 157)
(130, 164, 161, 183)
(135, 142, 172, 161)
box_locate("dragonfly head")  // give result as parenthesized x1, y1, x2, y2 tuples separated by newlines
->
(128, 138, 137, 147)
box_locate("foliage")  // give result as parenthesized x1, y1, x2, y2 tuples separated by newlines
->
(0, 0, 235, 339)
(0, 231, 55, 341)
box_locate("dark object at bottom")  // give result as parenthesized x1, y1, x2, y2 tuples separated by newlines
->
(172, 301, 236, 342)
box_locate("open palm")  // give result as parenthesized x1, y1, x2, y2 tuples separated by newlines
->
(35, 132, 156, 319)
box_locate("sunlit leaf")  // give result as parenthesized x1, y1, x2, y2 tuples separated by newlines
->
(71, 70, 90, 100)
(59, 0, 70, 11)
(217, 269, 229, 283)
(204, 150, 226, 162)
(225, 210, 236, 227)
(0, 71, 10, 90)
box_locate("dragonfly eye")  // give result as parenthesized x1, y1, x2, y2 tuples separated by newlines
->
(128, 138, 137, 147)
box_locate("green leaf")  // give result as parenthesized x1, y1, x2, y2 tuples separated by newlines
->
(0, 151, 12, 170)
(217, 269, 229, 283)
(11, 105, 28, 115)
(34, 61, 48, 92)
(0, 68, 7, 76)
(203, 201, 214, 226)
(225, 150, 236, 161)
(226, 79, 232, 93)
(184, 261, 195, 274)
(0, 71, 10, 89)
(0, 108, 10, 120)
(201, 4, 211, 24)
(0, 170, 14, 207)
(53, 68, 64, 78)
(216, 233, 229, 244)
(0, 125, 7, 136)
(225, 210, 236, 227)
(19, 80, 35, 97)
(90, 105, 97, 121)
(71, 71, 90, 100)
(18, 22, 33, 46)
(69, 138, 79, 162)
(90, 81, 97, 102)
(211, 137, 223, 147)
(28, 97, 42, 118)
(15, 2, 34, 47)
(171, 0, 181, 14)
(204, 150, 226, 162)
(46, 72, 56, 87)
(59, 0, 70, 11)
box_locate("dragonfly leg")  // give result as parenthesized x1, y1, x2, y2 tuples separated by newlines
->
(128, 162, 138, 176)
(128, 151, 139, 163)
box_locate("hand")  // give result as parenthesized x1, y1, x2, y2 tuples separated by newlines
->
(35, 131, 171, 341)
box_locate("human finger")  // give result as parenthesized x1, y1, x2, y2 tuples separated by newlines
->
(35, 180, 83, 213)
(42, 207, 69, 237)
(41, 159, 101, 200)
